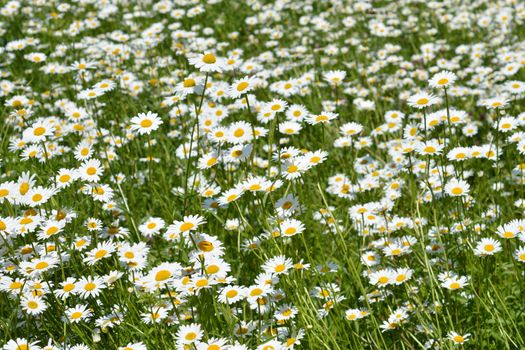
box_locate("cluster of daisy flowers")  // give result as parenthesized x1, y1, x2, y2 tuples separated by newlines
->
(1, 0, 525, 349)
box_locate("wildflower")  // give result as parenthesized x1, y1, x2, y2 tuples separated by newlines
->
(279, 219, 305, 237)
(444, 178, 470, 197)
(474, 237, 502, 256)
(263, 255, 294, 275)
(77, 276, 106, 299)
(65, 304, 92, 323)
(78, 159, 104, 182)
(306, 111, 338, 125)
(229, 76, 257, 98)
(23, 120, 55, 143)
(84, 242, 116, 265)
(429, 71, 457, 88)
(176, 323, 203, 345)
(369, 269, 395, 287)
(441, 274, 469, 290)
(447, 331, 470, 345)
(189, 52, 226, 73)
(323, 70, 346, 86)
(130, 112, 163, 135)
(138, 217, 165, 238)
(407, 92, 439, 109)
(482, 97, 508, 109)
(21, 295, 47, 315)
(218, 285, 245, 304)
(514, 247, 525, 262)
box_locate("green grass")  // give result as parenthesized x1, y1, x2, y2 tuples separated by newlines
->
(0, 0, 525, 349)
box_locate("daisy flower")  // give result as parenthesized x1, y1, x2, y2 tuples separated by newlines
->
(118, 343, 147, 350)
(262, 255, 294, 275)
(148, 262, 182, 285)
(78, 159, 104, 182)
(55, 277, 78, 299)
(177, 323, 203, 345)
(416, 140, 444, 156)
(482, 97, 508, 109)
(130, 112, 163, 135)
(3, 338, 41, 350)
(514, 247, 525, 263)
(168, 215, 206, 236)
(24, 52, 47, 63)
(323, 70, 346, 86)
(281, 160, 310, 180)
(447, 331, 470, 345)
(440, 273, 469, 290)
(474, 237, 502, 256)
(188, 52, 226, 73)
(94, 79, 116, 92)
(138, 217, 165, 238)
(306, 111, 338, 125)
(65, 304, 92, 323)
(285, 104, 308, 122)
(77, 276, 106, 299)
(279, 121, 302, 135)
(141, 307, 168, 324)
(218, 187, 244, 206)
(428, 70, 457, 88)
(24, 186, 56, 207)
(23, 120, 55, 143)
(369, 269, 395, 287)
(279, 218, 305, 237)
(78, 88, 104, 100)
(444, 178, 470, 197)
(218, 285, 245, 304)
(21, 295, 47, 315)
(83, 241, 116, 265)
(407, 92, 439, 109)
(229, 76, 256, 98)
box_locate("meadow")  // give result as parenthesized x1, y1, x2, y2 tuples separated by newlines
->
(1, 0, 525, 349)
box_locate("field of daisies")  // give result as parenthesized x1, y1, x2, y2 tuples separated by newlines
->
(1, 0, 525, 349)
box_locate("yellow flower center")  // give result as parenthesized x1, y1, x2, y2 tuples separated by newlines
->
(71, 311, 83, 319)
(449, 282, 460, 289)
(95, 249, 108, 259)
(198, 240, 214, 252)
(140, 119, 153, 128)
(453, 335, 464, 343)
(237, 82, 249, 91)
(183, 78, 196, 87)
(202, 53, 216, 64)
(34, 127, 46, 136)
(250, 288, 263, 296)
(284, 227, 297, 235)
(195, 279, 208, 288)
(35, 261, 49, 270)
(84, 282, 96, 291)
(226, 290, 238, 298)
(155, 270, 171, 281)
(451, 187, 463, 195)
(206, 265, 220, 274)
(20, 182, 29, 195)
(287, 165, 298, 173)
(275, 264, 286, 272)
